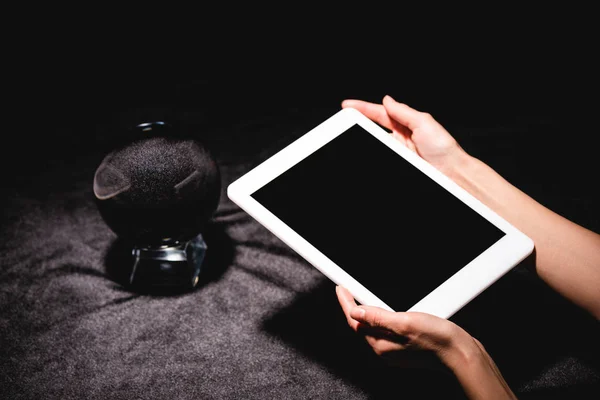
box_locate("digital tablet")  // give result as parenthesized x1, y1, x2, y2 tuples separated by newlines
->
(227, 107, 534, 319)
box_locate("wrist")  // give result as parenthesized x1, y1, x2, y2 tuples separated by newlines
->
(441, 150, 503, 211)
(440, 147, 478, 185)
(439, 332, 484, 373)
(442, 335, 518, 399)
(438, 329, 492, 381)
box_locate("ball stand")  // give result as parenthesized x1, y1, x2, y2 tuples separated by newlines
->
(130, 234, 207, 290)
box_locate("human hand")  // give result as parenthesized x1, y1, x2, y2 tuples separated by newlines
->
(335, 286, 472, 370)
(336, 286, 518, 399)
(342, 95, 468, 176)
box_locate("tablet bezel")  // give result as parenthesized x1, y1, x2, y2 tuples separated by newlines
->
(227, 107, 534, 319)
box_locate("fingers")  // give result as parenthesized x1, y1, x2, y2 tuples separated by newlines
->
(337, 286, 414, 336)
(336, 287, 454, 350)
(364, 334, 405, 355)
(403, 137, 417, 153)
(342, 95, 423, 131)
(350, 305, 412, 336)
(341, 99, 396, 132)
(382, 95, 424, 131)
(335, 286, 360, 331)
(342, 96, 422, 144)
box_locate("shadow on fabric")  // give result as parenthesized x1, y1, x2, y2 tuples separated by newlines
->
(262, 280, 467, 399)
(262, 260, 600, 399)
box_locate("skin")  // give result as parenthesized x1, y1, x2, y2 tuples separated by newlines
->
(336, 95, 600, 399)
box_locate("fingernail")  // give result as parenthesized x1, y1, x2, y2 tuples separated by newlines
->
(350, 307, 366, 319)
(383, 94, 395, 102)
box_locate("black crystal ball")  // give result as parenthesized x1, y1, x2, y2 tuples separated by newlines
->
(93, 122, 221, 246)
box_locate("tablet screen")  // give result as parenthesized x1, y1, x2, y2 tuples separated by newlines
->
(251, 124, 505, 311)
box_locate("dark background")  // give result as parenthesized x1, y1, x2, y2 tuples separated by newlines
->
(2, 13, 599, 399)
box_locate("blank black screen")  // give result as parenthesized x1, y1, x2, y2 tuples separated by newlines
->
(251, 124, 505, 310)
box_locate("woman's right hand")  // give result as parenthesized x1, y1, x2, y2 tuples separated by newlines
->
(342, 95, 469, 177)
(336, 286, 518, 399)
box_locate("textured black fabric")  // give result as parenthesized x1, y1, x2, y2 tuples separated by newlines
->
(2, 62, 599, 399)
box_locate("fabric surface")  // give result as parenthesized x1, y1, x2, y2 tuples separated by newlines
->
(2, 74, 599, 399)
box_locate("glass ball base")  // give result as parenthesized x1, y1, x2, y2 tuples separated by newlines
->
(129, 234, 207, 292)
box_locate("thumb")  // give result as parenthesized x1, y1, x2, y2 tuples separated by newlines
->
(350, 305, 408, 331)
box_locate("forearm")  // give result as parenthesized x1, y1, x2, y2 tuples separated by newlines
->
(447, 152, 600, 319)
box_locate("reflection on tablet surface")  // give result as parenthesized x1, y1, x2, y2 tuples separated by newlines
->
(251, 124, 505, 311)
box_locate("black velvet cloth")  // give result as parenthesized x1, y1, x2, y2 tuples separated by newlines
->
(2, 63, 599, 399)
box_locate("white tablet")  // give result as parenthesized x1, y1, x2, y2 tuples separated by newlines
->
(227, 107, 534, 319)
